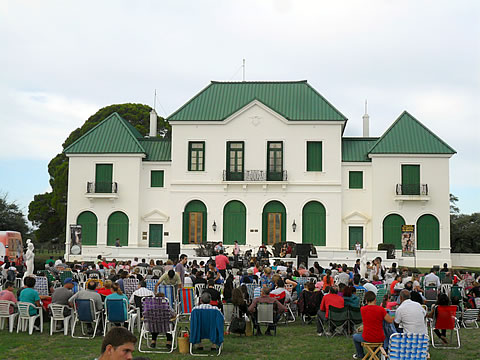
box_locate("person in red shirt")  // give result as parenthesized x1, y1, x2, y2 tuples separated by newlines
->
(390, 274, 402, 294)
(316, 285, 344, 336)
(352, 291, 394, 359)
(215, 250, 229, 279)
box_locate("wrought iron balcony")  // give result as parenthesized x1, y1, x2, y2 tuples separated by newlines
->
(395, 184, 428, 196)
(87, 182, 118, 194)
(222, 170, 288, 182)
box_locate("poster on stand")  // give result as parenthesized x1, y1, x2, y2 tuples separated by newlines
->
(401, 225, 415, 257)
(70, 225, 82, 255)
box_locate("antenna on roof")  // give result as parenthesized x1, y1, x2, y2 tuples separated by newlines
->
(153, 89, 157, 111)
(242, 59, 246, 81)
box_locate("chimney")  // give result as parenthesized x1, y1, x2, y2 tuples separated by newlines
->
(362, 100, 369, 137)
(149, 109, 157, 137)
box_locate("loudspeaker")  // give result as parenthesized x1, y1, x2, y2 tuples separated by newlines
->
(296, 244, 311, 256)
(167, 243, 180, 255)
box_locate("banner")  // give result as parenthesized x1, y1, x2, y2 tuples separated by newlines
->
(70, 225, 82, 255)
(401, 225, 415, 257)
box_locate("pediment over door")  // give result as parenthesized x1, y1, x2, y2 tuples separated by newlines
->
(142, 209, 169, 223)
(343, 211, 370, 225)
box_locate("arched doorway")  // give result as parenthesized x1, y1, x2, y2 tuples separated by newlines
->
(302, 201, 326, 246)
(223, 200, 246, 245)
(417, 214, 439, 250)
(77, 211, 97, 246)
(262, 201, 286, 245)
(382, 214, 405, 250)
(107, 211, 129, 246)
(183, 200, 207, 244)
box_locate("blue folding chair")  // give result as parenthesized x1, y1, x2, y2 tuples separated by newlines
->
(71, 299, 102, 339)
(146, 279, 157, 292)
(189, 308, 224, 356)
(381, 333, 429, 359)
(34, 276, 49, 296)
(104, 298, 133, 336)
(156, 285, 176, 309)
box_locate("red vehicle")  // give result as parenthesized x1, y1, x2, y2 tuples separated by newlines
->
(0, 231, 23, 265)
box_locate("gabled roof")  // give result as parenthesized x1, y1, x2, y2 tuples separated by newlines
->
(368, 111, 456, 155)
(342, 137, 379, 162)
(167, 81, 347, 122)
(64, 112, 171, 161)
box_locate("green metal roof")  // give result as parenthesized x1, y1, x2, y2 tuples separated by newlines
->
(342, 137, 379, 162)
(369, 111, 456, 155)
(64, 112, 145, 154)
(139, 139, 171, 161)
(167, 81, 347, 122)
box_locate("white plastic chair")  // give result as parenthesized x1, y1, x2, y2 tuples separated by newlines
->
(0, 300, 18, 332)
(17, 302, 43, 334)
(48, 304, 72, 336)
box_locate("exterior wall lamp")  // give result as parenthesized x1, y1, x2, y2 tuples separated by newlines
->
(212, 221, 217, 232)
(292, 220, 297, 232)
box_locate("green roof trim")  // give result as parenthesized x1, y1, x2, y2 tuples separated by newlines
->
(368, 111, 456, 155)
(139, 139, 171, 161)
(342, 137, 379, 162)
(64, 112, 145, 154)
(167, 81, 347, 122)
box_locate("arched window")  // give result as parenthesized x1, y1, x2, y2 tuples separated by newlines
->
(223, 201, 246, 245)
(183, 200, 207, 244)
(262, 201, 286, 245)
(302, 201, 326, 246)
(107, 211, 129, 246)
(417, 214, 440, 250)
(383, 214, 405, 250)
(77, 211, 98, 246)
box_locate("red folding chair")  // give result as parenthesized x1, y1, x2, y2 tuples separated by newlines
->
(430, 305, 461, 349)
(270, 291, 295, 323)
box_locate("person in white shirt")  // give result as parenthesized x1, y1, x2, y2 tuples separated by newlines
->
(270, 279, 292, 303)
(394, 290, 427, 334)
(129, 281, 154, 304)
(424, 269, 441, 287)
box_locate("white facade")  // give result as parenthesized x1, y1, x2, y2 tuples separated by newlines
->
(65, 85, 455, 267)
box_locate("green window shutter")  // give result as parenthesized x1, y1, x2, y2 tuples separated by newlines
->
(417, 214, 439, 250)
(401, 165, 420, 195)
(302, 201, 326, 246)
(306, 141, 322, 171)
(226, 142, 244, 181)
(223, 200, 246, 245)
(349, 227, 363, 250)
(149, 224, 163, 247)
(95, 164, 113, 193)
(182, 212, 189, 244)
(383, 214, 405, 249)
(349, 171, 363, 189)
(151, 170, 164, 187)
(267, 141, 283, 181)
(107, 211, 129, 246)
(188, 142, 205, 171)
(77, 211, 97, 246)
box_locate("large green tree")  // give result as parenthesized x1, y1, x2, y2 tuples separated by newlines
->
(28, 103, 169, 244)
(0, 193, 29, 238)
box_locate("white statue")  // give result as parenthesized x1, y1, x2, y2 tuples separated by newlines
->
(24, 240, 35, 277)
(359, 244, 368, 279)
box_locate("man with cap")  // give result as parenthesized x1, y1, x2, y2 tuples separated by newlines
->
(52, 277, 75, 316)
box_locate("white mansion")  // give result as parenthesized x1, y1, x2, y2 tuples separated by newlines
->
(64, 81, 456, 267)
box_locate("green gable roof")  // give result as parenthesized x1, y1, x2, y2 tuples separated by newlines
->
(64, 112, 145, 154)
(342, 137, 379, 162)
(139, 139, 171, 161)
(167, 81, 347, 122)
(369, 111, 456, 155)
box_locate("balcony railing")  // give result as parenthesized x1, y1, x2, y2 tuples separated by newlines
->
(222, 170, 288, 182)
(395, 184, 428, 196)
(87, 182, 118, 194)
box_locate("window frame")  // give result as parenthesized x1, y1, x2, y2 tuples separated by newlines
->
(306, 141, 323, 172)
(349, 170, 363, 189)
(188, 141, 205, 171)
(150, 170, 165, 188)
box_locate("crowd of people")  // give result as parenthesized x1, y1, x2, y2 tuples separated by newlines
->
(1, 250, 480, 357)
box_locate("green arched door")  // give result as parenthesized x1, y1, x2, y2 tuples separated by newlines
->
(302, 201, 326, 246)
(183, 200, 207, 244)
(383, 214, 405, 250)
(417, 214, 439, 250)
(77, 211, 97, 245)
(107, 211, 129, 246)
(223, 201, 246, 245)
(262, 201, 286, 245)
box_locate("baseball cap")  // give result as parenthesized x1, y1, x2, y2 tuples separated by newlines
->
(63, 277, 74, 285)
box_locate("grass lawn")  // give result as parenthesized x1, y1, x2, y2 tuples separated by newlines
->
(1, 320, 479, 360)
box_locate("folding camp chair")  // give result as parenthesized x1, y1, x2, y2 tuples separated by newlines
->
(49, 304, 72, 336)
(298, 290, 322, 324)
(145, 279, 157, 293)
(104, 298, 134, 336)
(254, 303, 277, 336)
(71, 298, 102, 339)
(178, 288, 195, 316)
(269, 291, 295, 323)
(375, 284, 386, 290)
(356, 289, 365, 306)
(380, 333, 429, 360)
(245, 283, 259, 301)
(462, 308, 479, 328)
(450, 285, 464, 300)
(424, 286, 438, 309)
(17, 302, 43, 334)
(223, 303, 236, 327)
(347, 305, 362, 334)
(429, 305, 460, 349)
(138, 297, 177, 354)
(194, 283, 206, 302)
(60, 271, 73, 284)
(361, 342, 384, 360)
(376, 288, 387, 306)
(34, 276, 49, 296)
(189, 307, 224, 356)
(0, 300, 18, 333)
(123, 278, 139, 300)
(327, 306, 349, 337)
(156, 284, 176, 309)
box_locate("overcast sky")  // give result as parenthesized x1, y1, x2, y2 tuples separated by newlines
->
(1, 0, 479, 216)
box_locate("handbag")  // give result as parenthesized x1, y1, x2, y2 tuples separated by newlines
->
(230, 315, 246, 334)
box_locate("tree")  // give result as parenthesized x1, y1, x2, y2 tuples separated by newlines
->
(28, 103, 169, 244)
(450, 213, 480, 253)
(0, 193, 29, 238)
(450, 193, 459, 215)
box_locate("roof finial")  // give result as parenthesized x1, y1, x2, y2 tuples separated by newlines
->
(242, 58, 246, 82)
